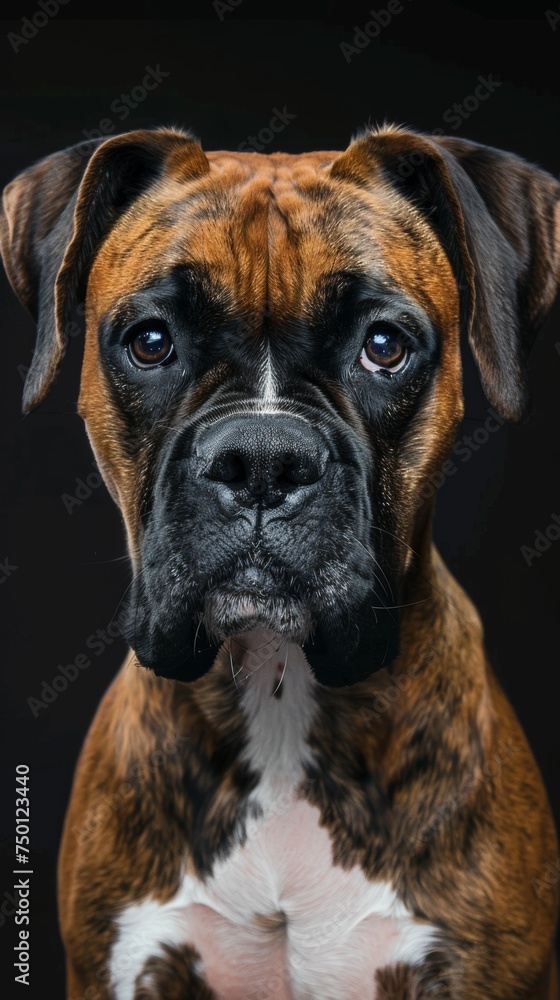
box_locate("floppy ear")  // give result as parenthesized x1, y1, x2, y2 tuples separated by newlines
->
(331, 126, 560, 421)
(0, 127, 210, 413)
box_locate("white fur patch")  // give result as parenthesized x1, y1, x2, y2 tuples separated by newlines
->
(236, 633, 318, 816)
(259, 345, 277, 403)
(109, 639, 439, 998)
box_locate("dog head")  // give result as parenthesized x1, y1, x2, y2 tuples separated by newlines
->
(2, 126, 559, 685)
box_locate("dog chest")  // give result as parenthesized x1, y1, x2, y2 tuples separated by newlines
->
(110, 642, 438, 998)
(182, 797, 437, 999)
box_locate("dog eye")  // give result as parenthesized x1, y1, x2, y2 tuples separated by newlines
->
(127, 326, 175, 368)
(359, 325, 409, 374)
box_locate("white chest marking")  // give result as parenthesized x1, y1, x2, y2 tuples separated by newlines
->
(109, 640, 439, 999)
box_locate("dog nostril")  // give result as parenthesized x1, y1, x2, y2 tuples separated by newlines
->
(198, 417, 330, 509)
(278, 455, 323, 488)
(208, 453, 246, 484)
(206, 449, 324, 495)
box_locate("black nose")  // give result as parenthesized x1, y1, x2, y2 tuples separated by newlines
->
(196, 414, 330, 510)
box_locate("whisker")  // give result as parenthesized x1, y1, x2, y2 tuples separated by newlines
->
(370, 524, 422, 560)
(110, 572, 139, 631)
(367, 525, 487, 632)
(228, 642, 241, 693)
(369, 598, 429, 610)
(193, 618, 203, 657)
(343, 529, 395, 599)
(230, 635, 284, 678)
(231, 633, 283, 657)
(271, 643, 288, 697)
(67, 554, 130, 567)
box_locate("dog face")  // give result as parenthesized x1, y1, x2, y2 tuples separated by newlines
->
(81, 142, 461, 686)
(2, 127, 559, 685)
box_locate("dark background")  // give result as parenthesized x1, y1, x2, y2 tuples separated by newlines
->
(1, 4, 559, 998)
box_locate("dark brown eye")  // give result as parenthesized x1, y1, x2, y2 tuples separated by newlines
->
(360, 327, 408, 373)
(128, 326, 175, 368)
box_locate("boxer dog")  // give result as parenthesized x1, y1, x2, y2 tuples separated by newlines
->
(1, 125, 559, 999)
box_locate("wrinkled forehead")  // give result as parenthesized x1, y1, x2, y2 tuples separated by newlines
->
(87, 149, 458, 329)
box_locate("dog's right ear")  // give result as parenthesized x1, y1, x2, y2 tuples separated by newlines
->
(0, 128, 210, 413)
(331, 126, 560, 422)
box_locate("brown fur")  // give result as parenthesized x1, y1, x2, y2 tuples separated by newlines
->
(1, 128, 558, 999)
(133, 945, 213, 1000)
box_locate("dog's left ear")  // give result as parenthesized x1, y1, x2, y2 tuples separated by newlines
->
(0, 127, 210, 413)
(331, 127, 560, 421)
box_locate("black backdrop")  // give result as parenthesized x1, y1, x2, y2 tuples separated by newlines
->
(1, 5, 559, 998)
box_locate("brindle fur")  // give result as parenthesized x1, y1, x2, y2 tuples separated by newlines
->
(1, 125, 559, 999)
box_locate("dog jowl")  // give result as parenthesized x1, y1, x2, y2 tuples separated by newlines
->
(1, 126, 560, 999)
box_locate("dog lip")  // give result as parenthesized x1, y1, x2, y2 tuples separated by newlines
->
(231, 596, 257, 618)
(208, 566, 300, 604)
(202, 578, 313, 645)
(231, 566, 278, 590)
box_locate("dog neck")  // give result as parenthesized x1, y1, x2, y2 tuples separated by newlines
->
(121, 536, 493, 774)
